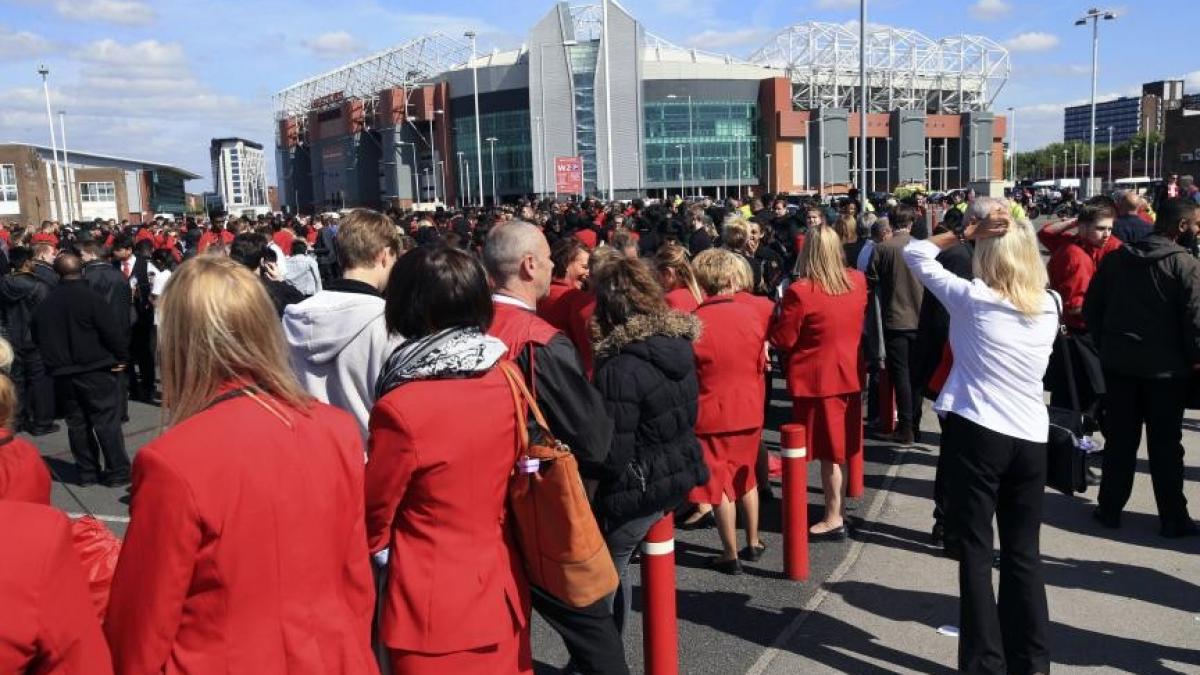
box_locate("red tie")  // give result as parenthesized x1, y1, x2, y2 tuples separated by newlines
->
(122, 260, 131, 280)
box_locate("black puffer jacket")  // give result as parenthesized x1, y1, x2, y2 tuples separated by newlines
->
(1085, 233, 1200, 378)
(591, 311, 707, 522)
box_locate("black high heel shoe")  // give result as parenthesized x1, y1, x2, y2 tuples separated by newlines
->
(809, 525, 848, 542)
(677, 509, 715, 531)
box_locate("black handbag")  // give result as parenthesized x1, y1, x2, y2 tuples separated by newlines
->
(1046, 292, 1089, 495)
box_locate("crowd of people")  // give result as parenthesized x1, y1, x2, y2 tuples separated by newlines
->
(0, 180, 1197, 675)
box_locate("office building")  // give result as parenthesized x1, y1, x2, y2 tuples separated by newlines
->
(210, 137, 270, 215)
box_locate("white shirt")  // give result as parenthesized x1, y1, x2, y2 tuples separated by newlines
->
(150, 265, 171, 327)
(492, 293, 535, 311)
(902, 238, 1058, 442)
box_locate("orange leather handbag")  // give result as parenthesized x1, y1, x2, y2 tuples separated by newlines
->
(498, 360, 619, 608)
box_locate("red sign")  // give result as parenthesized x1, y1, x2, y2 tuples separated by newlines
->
(555, 156, 583, 195)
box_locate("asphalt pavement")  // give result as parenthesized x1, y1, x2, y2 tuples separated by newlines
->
(38, 377, 1198, 674)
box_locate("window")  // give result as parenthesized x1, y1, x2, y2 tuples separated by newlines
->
(0, 164, 16, 202)
(80, 181, 116, 202)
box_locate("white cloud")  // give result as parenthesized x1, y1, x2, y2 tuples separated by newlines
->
(686, 28, 772, 50)
(305, 31, 361, 58)
(1004, 32, 1060, 52)
(1181, 70, 1200, 90)
(0, 27, 52, 59)
(969, 0, 1011, 20)
(46, 0, 155, 25)
(74, 39, 184, 66)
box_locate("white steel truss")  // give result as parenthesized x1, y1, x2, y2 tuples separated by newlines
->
(747, 22, 1010, 114)
(272, 32, 472, 123)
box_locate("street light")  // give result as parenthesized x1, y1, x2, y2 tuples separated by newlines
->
(465, 30, 484, 206)
(765, 152, 772, 194)
(666, 94, 694, 196)
(1076, 7, 1117, 197)
(485, 136, 499, 206)
(721, 159, 728, 201)
(456, 150, 466, 207)
(429, 109, 443, 203)
(675, 144, 685, 198)
(37, 65, 67, 221)
(1107, 126, 1114, 188)
(58, 110, 74, 223)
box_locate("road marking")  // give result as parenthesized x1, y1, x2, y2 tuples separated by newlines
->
(66, 512, 130, 524)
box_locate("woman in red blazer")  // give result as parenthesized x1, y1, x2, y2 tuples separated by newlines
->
(0, 501, 113, 675)
(688, 249, 771, 574)
(104, 257, 376, 675)
(0, 370, 50, 504)
(366, 246, 530, 675)
(653, 243, 704, 314)
(769, 225, 868, 541)
(536, 236, 589, 332)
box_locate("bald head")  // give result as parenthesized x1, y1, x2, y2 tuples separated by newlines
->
(54, 253, 82, 278)
(483, 220, 547, 284)
(483, 220, 553, 303)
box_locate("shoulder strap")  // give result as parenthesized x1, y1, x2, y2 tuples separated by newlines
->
(1048, 290, 1081, 412)
(498, 360, 555, 453)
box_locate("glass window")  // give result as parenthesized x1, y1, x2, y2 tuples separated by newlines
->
(0, 164, 16, 202)
(80, 182, 116, 202)
(643, 100, 759, 187)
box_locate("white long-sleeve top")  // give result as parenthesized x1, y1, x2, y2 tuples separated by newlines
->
(903, 238, 1058, 442)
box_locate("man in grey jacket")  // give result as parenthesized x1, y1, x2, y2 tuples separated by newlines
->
(282, 209, 404, 440)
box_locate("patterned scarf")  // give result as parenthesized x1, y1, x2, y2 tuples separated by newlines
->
(375, 327, 507, 399)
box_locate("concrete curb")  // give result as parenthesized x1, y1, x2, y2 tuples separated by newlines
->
(745, 442, 913, 675)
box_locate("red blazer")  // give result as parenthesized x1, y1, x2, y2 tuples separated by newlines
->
(105, 391, 375, 675)
(1040, 226, 1121, 331)
(536, 281, 583, 333)
(692, 296, 770, 434)
(365, 369, 529, 655)
(0, 501, 113, 675)
(770, 271, 868, 398)
(665, 287, 702, 314)
(272, 230, 295, 254)
(0, 433, 51, 504)
(734, 291, 775, 325)
(563, 291, 597, 378)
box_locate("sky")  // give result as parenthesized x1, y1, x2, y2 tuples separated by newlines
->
(1, 0, 1195, 192)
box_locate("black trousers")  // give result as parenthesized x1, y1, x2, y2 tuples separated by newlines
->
(1098, 372, 1190, 526)
(56, 370, 129, 482)
(129, 319, 156, 400)
(531, 587, 629, 675)
(884, 329, 918, 429)
(12, 347, 55, 430)
(943, 413, 1049, 675)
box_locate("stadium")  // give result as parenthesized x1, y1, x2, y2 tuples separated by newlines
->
(273, 1, 1012, 212)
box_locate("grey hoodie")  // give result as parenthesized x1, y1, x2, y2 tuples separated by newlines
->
(282, 281, 403, 440)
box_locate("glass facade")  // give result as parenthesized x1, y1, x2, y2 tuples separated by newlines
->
(569, 42, 600, 195)
(643, 99, 759, 189)
(1064, 97, 1141, 144)
(452, 109, 535, 197)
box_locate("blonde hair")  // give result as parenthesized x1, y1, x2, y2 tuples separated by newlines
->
(796, 225, 852, 295)
(0, 374, 14, 430)
(721, 217, 750, 252)
(0, 337, 13, 373)
(832, 213, 858, 244)
(653, 243, 704, 305)
(157, 256, 313, 427)
(693, 248, 750, 296)
(973, 220, 1049, 317)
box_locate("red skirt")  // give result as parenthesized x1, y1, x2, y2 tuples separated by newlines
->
(688, 428, 762, 504)
(791, 394, 863, 464)
(389, 626, 531, 675)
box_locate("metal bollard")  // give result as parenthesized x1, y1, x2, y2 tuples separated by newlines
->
(879, 368, 896, 434)
(642, 513, 678, 675)
(780, 423, 809, 581)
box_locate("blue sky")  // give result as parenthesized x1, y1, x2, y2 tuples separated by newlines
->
(0, 0, 1192, 191)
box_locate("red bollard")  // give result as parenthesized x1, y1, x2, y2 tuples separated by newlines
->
(780, 423, 809, 581)
(642, 513, 678, 675)
(878, 368, 896, 434)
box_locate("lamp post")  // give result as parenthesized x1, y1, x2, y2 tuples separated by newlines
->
(465, 31, 484, 206)
(666, 94, 694, 197)
(675, 144, 685, 198)
(1107, 126, 1114, 187)
(765, 152, 772, 194)
(486, 136, 498, 206)
(37, 65, 66, 221)
(1075, 7, 1115, 197)
(429, 109, 443, 203)
(58, 110, 74, 223)
(423, 167, 431, 202)
(735, 133, 743, 201)
(858, 0, 868, 212)
(456, 151, 466, 207)
(1063, 148, 1069, 184)
(721, 159, 728, 201)
(601, 0, 615, 201)
(1051, 152, 1056, 180)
